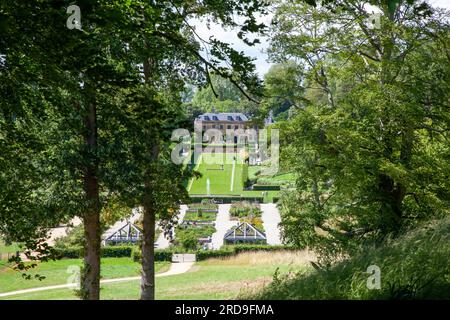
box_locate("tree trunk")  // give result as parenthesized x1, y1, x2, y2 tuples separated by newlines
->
(140, 199, 156, 300)
(81, 96, 101, 300)
(140, 144, 159, 300)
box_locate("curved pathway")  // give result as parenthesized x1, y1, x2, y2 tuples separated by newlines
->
(0, 262, 194, 298)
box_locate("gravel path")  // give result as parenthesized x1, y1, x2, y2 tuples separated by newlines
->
(210, 204, 238, 250)
(261, 203, 282, 245)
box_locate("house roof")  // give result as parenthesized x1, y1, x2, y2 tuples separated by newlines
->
(196, 113, 249, 122)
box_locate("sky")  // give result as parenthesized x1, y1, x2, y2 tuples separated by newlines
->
(192, 0, 450, 78)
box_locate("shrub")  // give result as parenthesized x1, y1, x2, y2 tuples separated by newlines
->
(53, 225, 85, 249)
(178, 231, 199, 250)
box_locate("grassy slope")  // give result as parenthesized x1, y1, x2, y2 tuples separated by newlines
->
(1, 251, 312, 300)
(0, 258, 170, 293)
(252, 217, 450, 300)
(189, 153, 243, 195)
(188, 153, 281, 202)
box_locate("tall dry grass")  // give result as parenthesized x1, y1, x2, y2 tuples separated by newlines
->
(204, 250, 317, 267)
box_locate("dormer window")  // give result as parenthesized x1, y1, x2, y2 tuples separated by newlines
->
(236, 116, 242, 121)
(227, 116, 233, 121)
(204, 116, 210, 121)
(213, 116, 219, 121)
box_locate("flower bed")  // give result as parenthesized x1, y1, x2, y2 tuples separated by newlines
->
(229, 201, 262, 219)
(184, 210, 217, 222)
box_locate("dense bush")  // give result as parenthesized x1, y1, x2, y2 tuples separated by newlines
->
(178, 231, 199, 250)
(53, 225, 85, 249)
(252, 217, 450, 300)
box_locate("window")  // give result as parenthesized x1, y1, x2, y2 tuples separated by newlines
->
(236, 116, 242, 121)
(213, 116, 219, 121)
(227, 116, 233, 121)
(220, 125, 223, 129)
(227, 125, 231, 129)
(235, 125, 238, 129)
(204, 116, 210, 121)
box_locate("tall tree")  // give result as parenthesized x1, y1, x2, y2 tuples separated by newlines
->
(270, 0, 450, 263)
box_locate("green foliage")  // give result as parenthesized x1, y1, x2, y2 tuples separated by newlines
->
(178, 231, 199, 251)
(242, 162, 249, 187)
(252, 185, 281, 191)
(253, 217, 450, 300)
(230, 201, 262, 218)
(53, 225, 85, 249)
(55, 246, 134, 259)
(184, 211, 217, 222)
(270, 0, 450, 261)
(176, 225, 216, 239)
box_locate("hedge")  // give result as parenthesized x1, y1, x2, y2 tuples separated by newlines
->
(133, 245, 300, 262)
(242, 162, 249, 187)
(55, 246, 134, 259)
(252, 184, 281, 191)
(190, 195, 264, 203)
(56, 244, 301, 262)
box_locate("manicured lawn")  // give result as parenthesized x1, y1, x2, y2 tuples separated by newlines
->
(0, 257, 170, 294)
(189, 153, 244, 195)
(1, 251, 311, 300)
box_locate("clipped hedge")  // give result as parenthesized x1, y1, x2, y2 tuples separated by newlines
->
(190, 195, 264, 203)
(55, 246, 135, 259)
(252, 184, 281, 191)
(57, 244, 300, 262)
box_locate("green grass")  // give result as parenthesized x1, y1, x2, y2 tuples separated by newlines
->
(189, 153, 244, 195)
(0, 241, 20, 254)
(0, 258, 170, 294)
(252, 217, 450, 300)
(1, 252, 307, 300)
(256, 171, 296, 186)
(183, 211, 217, 222)
(188, 153, 281, 202)
(248, 166, 261, 180)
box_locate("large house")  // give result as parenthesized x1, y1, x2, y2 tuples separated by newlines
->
(194, 112, 249, 134)
(194, 112, 250, 143)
